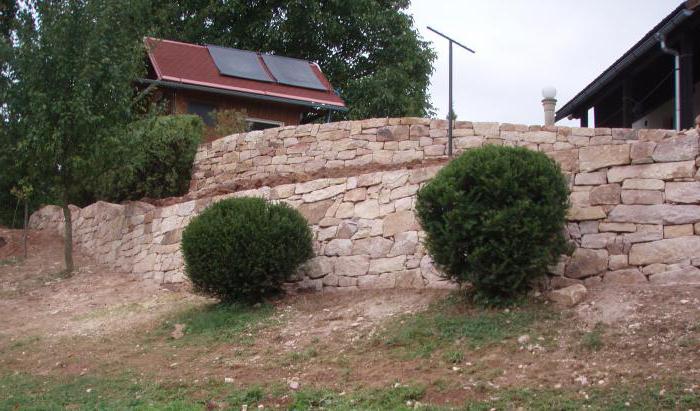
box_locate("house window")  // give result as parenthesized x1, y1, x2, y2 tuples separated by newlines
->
(246, 117, 283, 131)
(186, 101, 216, 126)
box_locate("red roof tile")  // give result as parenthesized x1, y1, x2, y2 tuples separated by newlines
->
(145, 38, 345, 108)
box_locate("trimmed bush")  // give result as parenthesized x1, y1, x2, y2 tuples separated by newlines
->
(181, 197, 314, 303)
(95, 115, 203, 202)
(416, 145, 570, 302)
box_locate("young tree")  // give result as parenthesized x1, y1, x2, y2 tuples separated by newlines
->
(153, 0, 437, 120)
(8, 0, 148, 273)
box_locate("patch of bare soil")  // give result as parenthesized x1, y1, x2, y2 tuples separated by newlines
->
(0, 228, 204, 340)
(1, 227, 699, 406)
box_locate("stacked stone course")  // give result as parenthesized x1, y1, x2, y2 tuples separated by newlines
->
(29, 118, 700, 290)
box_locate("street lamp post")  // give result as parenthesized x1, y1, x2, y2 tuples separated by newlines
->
(427, 26, 475, 158)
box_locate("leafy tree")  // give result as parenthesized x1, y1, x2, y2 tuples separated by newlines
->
(7, 0, 149, 272)
(153, 0, 436, 120)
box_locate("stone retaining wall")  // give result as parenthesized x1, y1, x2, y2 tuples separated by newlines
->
(30, 118, 700, 289)
(191, 118, 589, 195)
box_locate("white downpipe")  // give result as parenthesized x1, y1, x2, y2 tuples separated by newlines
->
(657, 33, 681, 131)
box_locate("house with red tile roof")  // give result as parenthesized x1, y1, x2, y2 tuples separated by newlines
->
(141, 38, 346, 133)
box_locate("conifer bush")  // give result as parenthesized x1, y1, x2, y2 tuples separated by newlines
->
(181, 197, 314, 303)
(416, 145, 569, 302)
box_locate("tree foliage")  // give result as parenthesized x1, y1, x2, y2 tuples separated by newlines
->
(152, 0, 436, 120)
(94, 115, 204, 202)
(6, 0, 150, 269)
(416, 146, 570, 303)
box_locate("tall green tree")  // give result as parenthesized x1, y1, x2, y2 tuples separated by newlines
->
(153, 0, 436, 120)
(8, 0, 149, 272)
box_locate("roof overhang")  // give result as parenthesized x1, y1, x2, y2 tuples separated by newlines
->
(556, 2, 696, 121)
(138, 78, 348, 112)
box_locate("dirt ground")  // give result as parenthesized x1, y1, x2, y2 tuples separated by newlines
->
(1, 227, 699, 408)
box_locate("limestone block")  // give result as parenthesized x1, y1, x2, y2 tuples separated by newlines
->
(565, 248, 608, 278)
(335, 202, 355, 219)
(296, 179, 330, 194)
(608, 254, 628, 270)
(337, 276, 358, 287)
(642, 263, 668, 275)
(352, 236, 393, 258)
(334, 255, 370, 277)
(581, 233, 616, 249)
(382, 170, 411, 188)
(607, 160, 695, 183)
(621, 179, 664, 190)
(623, 224, 662, 243)
(664, 224, 694, 238)
(377, 125, 409, 142)
(665, 182, 700, 204)
(630, 141, 656, 162)
(317, 226, 337, 241)
(574, 172, 607, 185)
(393, 150, 423, 164)
(424, 144, 445, 156)
(652, 134, 699, 162)
(567, 206, 606, 221)
(621, 190, 663, 205)
(354, 200, 380, 219)
(300, 256, 334, 279)
(395, 269, 425, 288)
(608, 204, 700, 225)
(522, 131, 556, 144)
(599, 222, 636, 232)
(352, 218, 383, 239)
(390, 184, 419, 200)
(603, 268, 646, 284)
(473, 122, 500, 137)
(548, 149, 578, 172)
(383, 210, 418, 237)
(579, 144, 630, 172)
(453, 136, 484, 149)
(324, 239, 353, 256)
(298, 200, 334, 224)
(369, 255, 406, 274)
(628, 236, 700, 265)
(410, 124, 429, 137)
(357, 172, 382, 187)
(302, 184, 346, 203)
(389, 231, 419, 256)
(570, 191, 590, 206)
(548, 284, 587, 307)
(589, 184, 621, 205)
(648, 266, 700, 285)
(336, 221, 358, 239)
(579, 221, 600, 234)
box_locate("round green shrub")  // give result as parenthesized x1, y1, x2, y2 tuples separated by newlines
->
(181, 197, 314, 302)
(416, 145, 570, 301)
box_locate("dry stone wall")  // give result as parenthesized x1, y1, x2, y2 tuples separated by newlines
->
(30, 118, 700, 290)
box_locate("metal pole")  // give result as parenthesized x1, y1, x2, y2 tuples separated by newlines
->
(448, 41, 453, 157)
(425, 26, 475, 158)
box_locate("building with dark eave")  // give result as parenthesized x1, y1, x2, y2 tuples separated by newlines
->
(140, 38, 346, 134)
(557, 1, 700, 130)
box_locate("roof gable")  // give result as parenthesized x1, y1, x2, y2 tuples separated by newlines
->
(145, 37, 345, 109)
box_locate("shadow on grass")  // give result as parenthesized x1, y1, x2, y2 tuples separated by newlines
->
(161, 302, 277, 345)
(376, 292, 559, 359)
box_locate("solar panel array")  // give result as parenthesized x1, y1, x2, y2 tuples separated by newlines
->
(207, 44, 328, 91)
(261, 54, 327, 91)
(207, 45, 273, 83)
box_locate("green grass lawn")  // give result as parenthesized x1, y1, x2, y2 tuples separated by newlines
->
(2, 372, 698, 410)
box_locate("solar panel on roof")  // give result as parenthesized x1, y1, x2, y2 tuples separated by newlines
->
(207, 45, 273, 83)
(261, 54, 328, 91)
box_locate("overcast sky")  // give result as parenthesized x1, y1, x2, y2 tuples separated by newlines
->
(409, 0, 683, 126)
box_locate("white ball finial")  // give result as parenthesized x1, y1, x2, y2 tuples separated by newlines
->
(542, 86, 557, 99)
